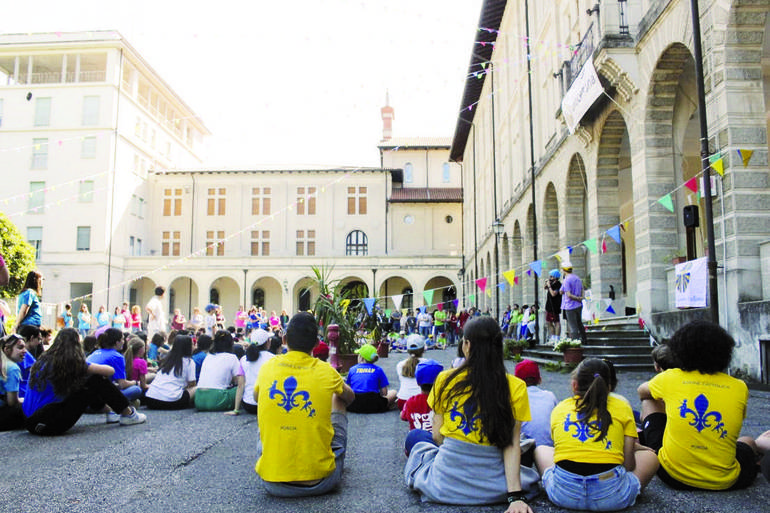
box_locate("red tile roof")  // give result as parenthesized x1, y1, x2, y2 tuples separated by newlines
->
(389, 188, 463, 202)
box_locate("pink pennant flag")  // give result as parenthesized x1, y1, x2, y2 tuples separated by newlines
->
(475, 277, 488, 292)
(437, 303, 444, 311)
(602, 239, 607, 254)
(514, 276, 519, 285)
(684, 177, 698, 193)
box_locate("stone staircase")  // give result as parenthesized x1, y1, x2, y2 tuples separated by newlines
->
(519, 315, 656, 371)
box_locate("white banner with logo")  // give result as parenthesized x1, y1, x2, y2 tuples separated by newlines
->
(561, 59, 604, 134)
(675, 257, 708, 308)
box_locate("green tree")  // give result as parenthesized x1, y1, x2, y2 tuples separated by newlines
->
(0, 212, 36, 298)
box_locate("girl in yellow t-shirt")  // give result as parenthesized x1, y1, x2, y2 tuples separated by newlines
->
(534, 358, 659, 511)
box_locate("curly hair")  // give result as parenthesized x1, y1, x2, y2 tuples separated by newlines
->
(28, 328, 87, 397)
(434, 316, 514, 449)
(668, 319, 734, 374)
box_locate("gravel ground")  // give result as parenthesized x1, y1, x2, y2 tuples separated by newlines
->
(1, 346, 767, 513)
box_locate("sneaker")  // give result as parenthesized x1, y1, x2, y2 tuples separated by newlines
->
(119, 407, 147, 426)
(106, 412, 120, 424)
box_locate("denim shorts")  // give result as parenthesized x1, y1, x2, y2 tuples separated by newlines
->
(542, 464, 641, 511)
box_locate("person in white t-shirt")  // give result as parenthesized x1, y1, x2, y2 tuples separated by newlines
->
(395, 334, 427, 410)
(239, 329, 274, 414)
(144, 335, 197, 410)
(195, 330, 244, 415)
(145, 287, 167, 339)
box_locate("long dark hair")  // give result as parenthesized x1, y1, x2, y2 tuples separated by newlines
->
(159, 335, 193, 378)
(434, 316, 513, 448)
(572, 358, 613, 443)
(29, 328, 87, 396)
(22, 270, 43, 295)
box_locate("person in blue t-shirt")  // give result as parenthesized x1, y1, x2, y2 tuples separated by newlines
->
(346, 344, 396, 413)
(16, 325, 42, 399)
(1, 334, 27, 431)
(87, 328, 143, 402)
(24, 328, 146, 435)
(14, 271, 43, 332)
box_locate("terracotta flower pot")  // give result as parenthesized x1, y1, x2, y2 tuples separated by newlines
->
(563, 347, 584, 364)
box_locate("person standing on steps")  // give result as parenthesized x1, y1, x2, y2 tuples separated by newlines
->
(560, 263, 586, 346)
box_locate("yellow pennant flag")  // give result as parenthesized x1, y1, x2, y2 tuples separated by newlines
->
(486, 287, 492, 298)
(502, 269, 516, 286)
(739, 149, 753, 167)
(711, 157, 724, 176)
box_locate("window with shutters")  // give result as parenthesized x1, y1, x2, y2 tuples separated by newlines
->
(252, 187, 271, 215)
(206, 230, 225, 256)
(162, 188, 182, 216)
(296, 230, 316, 256)
(250, 230, 270, 256)
(296, 186, 316, 215)
(347, 186, 367, 215)
(207, 188, 226, 216)
(162, 231, 181, 256)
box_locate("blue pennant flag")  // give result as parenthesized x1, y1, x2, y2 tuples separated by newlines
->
(606, 304, 616, 314)
(497, 282, 506, 293)
(607, 225, 622, 245)
(529, 260, 542, 277)
(363, 298, 376, 316)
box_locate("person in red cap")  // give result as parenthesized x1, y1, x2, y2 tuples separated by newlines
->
(515, 359, 557, 447)
(312, 341, 329, 362)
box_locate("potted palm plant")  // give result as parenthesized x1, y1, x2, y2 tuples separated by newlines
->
(554, 338, 583, 364)
(311, 265, 363, 373)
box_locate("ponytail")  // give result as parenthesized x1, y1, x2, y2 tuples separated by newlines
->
(572, 358, 613, 442)
(401, 348, 424, 378)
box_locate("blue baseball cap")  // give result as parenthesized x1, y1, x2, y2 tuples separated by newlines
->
(415, 359, 444, 385)
(549, 269, 561, 278)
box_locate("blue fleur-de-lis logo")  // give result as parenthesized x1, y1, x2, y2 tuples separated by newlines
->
(679, 394, 726, 438)
(449, 400, 481, 437)
(269, 376, 315, 417)
(675, 272, 691, 293)
(563, 413, 610, 449)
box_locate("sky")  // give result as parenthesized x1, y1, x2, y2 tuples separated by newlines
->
(3, 0, 484, 168)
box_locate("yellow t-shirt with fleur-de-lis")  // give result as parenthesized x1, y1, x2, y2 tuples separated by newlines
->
(648, 368, 748, 490)
(428, 369, 530, 446)
(255, 351, 343, 482)
(551, 394, 637, 465)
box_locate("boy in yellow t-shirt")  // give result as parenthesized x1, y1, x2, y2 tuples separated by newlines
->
(638, 320, 762, 491)
(254, 312, 355, 497)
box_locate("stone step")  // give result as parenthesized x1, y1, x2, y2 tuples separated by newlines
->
(525, 347, 653, 363)
(518, 353, 655, 372)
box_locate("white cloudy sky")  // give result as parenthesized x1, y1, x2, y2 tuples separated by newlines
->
(3, 0, 484, 168)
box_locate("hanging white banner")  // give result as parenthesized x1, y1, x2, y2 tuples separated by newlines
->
(675, 257, 708, 308)
(562, 59, 604, 134)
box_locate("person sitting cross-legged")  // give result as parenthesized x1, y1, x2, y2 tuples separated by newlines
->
(637, 320, 763, 491)
(254, 312, 355, 497)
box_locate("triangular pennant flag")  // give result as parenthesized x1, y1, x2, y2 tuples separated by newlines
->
(607, 225, 621, 245)
(514, 276, 519, 285)
(452, 299, 459, 309)
(392, 294, 403, 311)
(363, 298, 375, 315)
(526, 269, 532, 277)
(601, 239, 607, 254)
(684, 177, 698, 193)
(606, 304, 616, 314)
(657, 193, 674, 213)
(567, 245, 574, 254)
(556, 248, 571, 264)
(583, 238, 598, 254)
(737, 149, 753, 167)
(423, 289, 434, 306)
(497, 282, 506, 293)
(384, 309, 391, 318)
(710, 157, 724, 176)
(503, 269, 516, 286)
(437, 303, 444, 311)
(486, 287, 492, 298)
(468, 294, 476, 303)
(529, 261, 542, 276)
(475, 277, 488, 292)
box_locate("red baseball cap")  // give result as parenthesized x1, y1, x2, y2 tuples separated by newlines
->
(312, 341, 329, 359)
(514, 359, 541, 383)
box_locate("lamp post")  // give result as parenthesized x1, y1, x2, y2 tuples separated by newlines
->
(493, 218, 505, 321)
(371, 268, 377, 302)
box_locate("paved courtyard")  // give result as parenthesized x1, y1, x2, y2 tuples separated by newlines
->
(2, 346, 768, 513)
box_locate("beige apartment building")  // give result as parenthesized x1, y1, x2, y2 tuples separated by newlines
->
(454, 0, 770, 378)
(0, 31, 462, 321)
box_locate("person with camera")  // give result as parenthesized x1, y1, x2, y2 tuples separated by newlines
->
(544, 270, 562, 343)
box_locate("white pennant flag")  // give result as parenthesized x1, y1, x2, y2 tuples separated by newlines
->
(392, 294, 403, 311)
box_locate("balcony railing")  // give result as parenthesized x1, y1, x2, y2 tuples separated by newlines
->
(27, 70, 106, 84)
(569, 22, 595, 88)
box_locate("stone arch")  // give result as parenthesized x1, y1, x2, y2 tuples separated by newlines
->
(524, 203, 536, 305)
(500, 233, 511, 307)
(127, 277, 157, 315)
(168, 275, 199, 318)
(208, 276, 241, 324)
(250, 276, 283, 316)
(565, 154, 589, 285)
(542, 182, 560, 268)
(512, 221, 523, 307)
(594, 109, 634, 310)
(378, 275, 415, 312)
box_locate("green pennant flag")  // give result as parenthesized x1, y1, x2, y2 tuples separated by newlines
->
(384, 309, 391, 318)
(658, 193, 674, 213)
(468, 294, 476, 303)
(423, 289, 434, 306)
(583, 238, 598, 254)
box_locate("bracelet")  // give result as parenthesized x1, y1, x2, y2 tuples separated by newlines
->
(507, 491, 527, 504)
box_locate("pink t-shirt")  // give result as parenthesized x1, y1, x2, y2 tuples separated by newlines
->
(269, 316, 280, 328)
(131, 313, 141, 329)
(235, 310, 246, 328)
(122, 309, 131, 328)
(131, 358, 148, 382)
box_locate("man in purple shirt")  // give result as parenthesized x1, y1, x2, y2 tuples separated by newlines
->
(560, 264, 586, 345)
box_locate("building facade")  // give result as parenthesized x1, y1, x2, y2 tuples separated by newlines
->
(453, 0, 770, 379)
(0, 32, 463, 322)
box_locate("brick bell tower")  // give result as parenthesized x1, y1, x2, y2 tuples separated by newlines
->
(380, 90, 394, 141)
